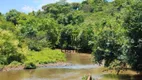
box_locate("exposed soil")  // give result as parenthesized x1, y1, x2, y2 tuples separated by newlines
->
(0, 62, 72, 72)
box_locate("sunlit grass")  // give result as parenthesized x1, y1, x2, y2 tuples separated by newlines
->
(25, 48, 66, 64)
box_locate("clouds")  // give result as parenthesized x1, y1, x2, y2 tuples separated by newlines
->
(21, 0, 58, 13)
(22, 5, 36, 12)
(21, 4, 43, 13)
(107, 0, 114, 2)
(21, 0, 83, 13)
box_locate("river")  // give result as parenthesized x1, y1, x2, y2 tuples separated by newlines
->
(0, 53, 142, 80)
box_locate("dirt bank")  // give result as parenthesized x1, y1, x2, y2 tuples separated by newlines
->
(0, 62, 72, 72)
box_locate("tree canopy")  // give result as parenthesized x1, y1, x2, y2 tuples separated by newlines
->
(0, 0, 142, 73)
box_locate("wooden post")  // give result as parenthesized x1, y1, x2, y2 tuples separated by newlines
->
(87, 74, 92, 80)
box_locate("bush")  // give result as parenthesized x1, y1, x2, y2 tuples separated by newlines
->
(7, 53, 25, 64)
(82, 75, 88, 80)
(0, 55, 7, 65)
(9, 61, 22, 66)
(24, 62, 36, 69)
(28, 41, 42, 51)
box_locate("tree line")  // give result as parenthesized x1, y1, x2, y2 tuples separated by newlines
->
(0, 0, 142, 72)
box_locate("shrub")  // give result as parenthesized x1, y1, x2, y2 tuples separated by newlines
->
(9, 61, 22, 66)
(24, 62, 36, 69)
(0, 55, 7, 65)
(82, 75, 88, 80)
(28, 41, 42, 51)
(7, 53, 25, 64)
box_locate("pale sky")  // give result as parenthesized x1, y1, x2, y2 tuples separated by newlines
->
(0, 0, 112, 14)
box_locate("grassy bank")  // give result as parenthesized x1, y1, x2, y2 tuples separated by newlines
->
(25, 48, 66, 64)
(0, 48, 66, 70)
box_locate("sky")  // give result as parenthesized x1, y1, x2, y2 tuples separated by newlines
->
(0, 0, 112, 14)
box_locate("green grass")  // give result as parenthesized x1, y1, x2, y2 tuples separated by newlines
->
(8, 61, 22, 67)
(0, 64, 4, 69)
(25, 48, 66, 65)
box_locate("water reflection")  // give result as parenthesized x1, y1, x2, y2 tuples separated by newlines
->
(66, 53, 93, 64)
(103, 74, 142, 80)
(0, 53, 141, 80)
(41, 64, 99, 69)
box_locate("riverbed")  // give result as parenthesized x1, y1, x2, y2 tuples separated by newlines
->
(0, 53, 141, 80)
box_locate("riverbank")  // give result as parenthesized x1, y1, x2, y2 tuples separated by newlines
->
(0, 62, 72, 72)
(0, 53, 141, 80)
(0, 48, 66, 72)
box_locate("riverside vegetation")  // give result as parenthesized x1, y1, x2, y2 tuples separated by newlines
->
(0, 0, 142, 75)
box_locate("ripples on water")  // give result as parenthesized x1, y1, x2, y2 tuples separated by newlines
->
(42, 64, 100, 69)
(0, 53, 142, 80)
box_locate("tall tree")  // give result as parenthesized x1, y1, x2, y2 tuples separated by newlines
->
(6, 9, 20, 25)
(124, 0, 142, 72)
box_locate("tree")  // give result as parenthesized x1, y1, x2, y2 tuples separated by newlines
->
(77, 26, 94, 52)
(0, 29, 25, 64)
(6, 9, 20, 25)
(92, 18, 129, 73)
(57, 11, 84, 25)
(81, 4, 94, 12)
(124, 0, 142, 72)
(71, 3, 80, 10)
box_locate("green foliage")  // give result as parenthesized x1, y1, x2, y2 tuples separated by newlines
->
(6, 9, 20, 25)
(0, 64, 4, 70)
(7, 53, 25, 64)
(0, 28, 25, 64)
(57, 11, 84, 25)
(82, 75, 96, 80)
(90, 0, 142, 73)
(0, 0, 142, 73)
(59, 24, 94, 52)
(9, 61, 22, 67)
(123, 0, 142, 72)
(71, 3, 80, 10)
(82, 75, 88, 80)
(93, 24, 128, 67)
(28, 40, 42, 51)
(81, 3, 94, 12)
(0, 55, 7, 65)
(0, 42, 17, 56)
(25, 48, 66, 64)
(24, 62, 36, 69)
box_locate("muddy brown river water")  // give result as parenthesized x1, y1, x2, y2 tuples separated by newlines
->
(0, 53, 142, 80)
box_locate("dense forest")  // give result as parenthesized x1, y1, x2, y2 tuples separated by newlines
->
(0, 0, 142, 73)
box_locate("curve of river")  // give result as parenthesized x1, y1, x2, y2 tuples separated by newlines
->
(0, 53, 142, 80)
